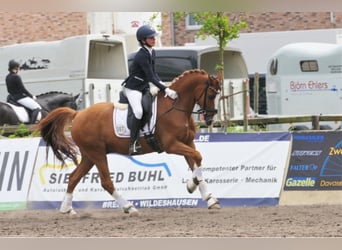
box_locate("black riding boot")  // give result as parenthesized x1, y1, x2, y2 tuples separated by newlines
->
(129, 117, 142, 155)
(30, 108, 41, 124)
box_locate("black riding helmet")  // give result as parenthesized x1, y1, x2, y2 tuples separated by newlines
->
(136, 25, 158, 41)
(8, 59, 20, 71)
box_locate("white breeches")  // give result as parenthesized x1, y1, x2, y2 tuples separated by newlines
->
(17, 97, 42, 120)
(123, 88, 143, 119)
(17, 97, 41, 110)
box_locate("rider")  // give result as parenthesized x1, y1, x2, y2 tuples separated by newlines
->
(123, 24, 178, 155)
(5, 59, 42, 124)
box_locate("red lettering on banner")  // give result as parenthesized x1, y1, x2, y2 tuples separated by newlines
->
(289, 80, 329, 91)
(131, 21, 139, 27)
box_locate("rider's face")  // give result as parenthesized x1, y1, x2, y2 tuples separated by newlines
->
(145, 37, 156, 47)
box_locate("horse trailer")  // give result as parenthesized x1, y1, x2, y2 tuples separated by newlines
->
(0, 34, 129, 109)
(128, 45, 249, 123)
(266, 42, 342, 130)
(0, 36, 249, 125)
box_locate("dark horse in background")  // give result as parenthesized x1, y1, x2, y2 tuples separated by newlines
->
(0, 91, 80, 126)
(36, 69, 222, 216)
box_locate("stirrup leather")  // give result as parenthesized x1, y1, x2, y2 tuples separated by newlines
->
(129, 141, 141, 155)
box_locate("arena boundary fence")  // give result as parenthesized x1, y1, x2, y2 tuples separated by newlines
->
(0, 131, 341, 211)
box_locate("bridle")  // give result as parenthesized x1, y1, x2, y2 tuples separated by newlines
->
(37, 94, 79, 112)
(194, 79, 220, 117)
(170, 75, 221, 117)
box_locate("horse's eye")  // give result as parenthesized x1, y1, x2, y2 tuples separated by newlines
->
(208, 95, 216, 100)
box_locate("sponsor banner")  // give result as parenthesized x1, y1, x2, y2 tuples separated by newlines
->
(0, 138, 40, 210)
(284, 131, 342, 191)
(28, 132, 290, 209)
(194, 132, 290, 200)
(29, 150, 193, 201)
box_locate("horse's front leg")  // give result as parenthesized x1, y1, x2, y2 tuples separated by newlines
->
(166, 141, 220, 209)
(186, 163, 220, 209)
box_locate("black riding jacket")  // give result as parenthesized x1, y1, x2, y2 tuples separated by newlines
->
(6, 72, 34, 100)
(124, 46, 166, 92)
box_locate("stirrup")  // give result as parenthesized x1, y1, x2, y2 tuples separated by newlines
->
(129, 141, 142, 155)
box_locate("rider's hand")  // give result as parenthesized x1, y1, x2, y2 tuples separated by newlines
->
(164, 88, 178, 99)
(150, 86, 160, 96)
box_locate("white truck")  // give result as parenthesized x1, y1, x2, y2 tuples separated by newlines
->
(266, 42, 342, 130)
(0, 34, 130, 109)
(0, 35, 249, 129)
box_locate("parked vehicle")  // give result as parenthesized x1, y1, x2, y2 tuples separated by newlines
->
(0, 37, 250, 126)
(266, 42, 342, 130)
(0, 34, 129, 109)
(128, 45, 249, 123)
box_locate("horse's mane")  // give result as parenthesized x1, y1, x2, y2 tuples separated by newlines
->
(169, 69, 207, 87)
(36, 91, 72, 97)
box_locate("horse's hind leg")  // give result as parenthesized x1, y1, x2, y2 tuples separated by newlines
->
(90, 152, 139, 216)
(60, 156, 94, 215)
(97, 166, 139, 216)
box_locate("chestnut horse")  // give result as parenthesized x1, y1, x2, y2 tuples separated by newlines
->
(35, 69, 222, 216)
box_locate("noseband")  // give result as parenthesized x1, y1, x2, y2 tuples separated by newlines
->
(195, 80, 220, 117)
(170, 76, 220, 117)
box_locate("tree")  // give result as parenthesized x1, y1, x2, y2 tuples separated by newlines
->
(175, 12, 248, 124)
(190, 12, 248, 70)
(151, 12, 248, 126)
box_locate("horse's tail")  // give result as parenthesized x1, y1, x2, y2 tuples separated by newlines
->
(35, 107, 78, 167)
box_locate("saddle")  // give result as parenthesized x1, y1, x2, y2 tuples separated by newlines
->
(117, 90, 162, 152)
(6, 95, 33, 123)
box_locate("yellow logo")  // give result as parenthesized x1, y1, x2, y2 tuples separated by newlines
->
(39, 161, 78, 185)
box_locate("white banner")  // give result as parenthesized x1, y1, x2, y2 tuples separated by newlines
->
(0, 138, 40, 210)
(29, 150, 194, 201)
(28, 132, 291, 209)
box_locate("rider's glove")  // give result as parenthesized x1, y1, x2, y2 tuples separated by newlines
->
(150, 86, 159, 96)
(164, 88, 178, 99)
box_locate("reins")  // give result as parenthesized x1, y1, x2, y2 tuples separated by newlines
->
(146, 72, 220, 142)
(170, 80, 219, 116)
(155, 77, 220, 126)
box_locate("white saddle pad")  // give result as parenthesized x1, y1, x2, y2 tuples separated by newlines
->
(6, 103, 30, 123)
(113, 98, 158, 138)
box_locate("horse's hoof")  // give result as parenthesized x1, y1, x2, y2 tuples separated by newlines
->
(123, 204, 139, 217)
(186, 179, 197, 193)
(60, 207, 77, 215)
(128, 207, 139, 217)
(59, 204, 74, 213)
(207, 197, 221, 209)
(209, 203, 221, 209)
(69, 209, 78, 216)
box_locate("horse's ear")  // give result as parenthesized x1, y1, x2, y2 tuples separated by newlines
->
(74, 93, 80, 100)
